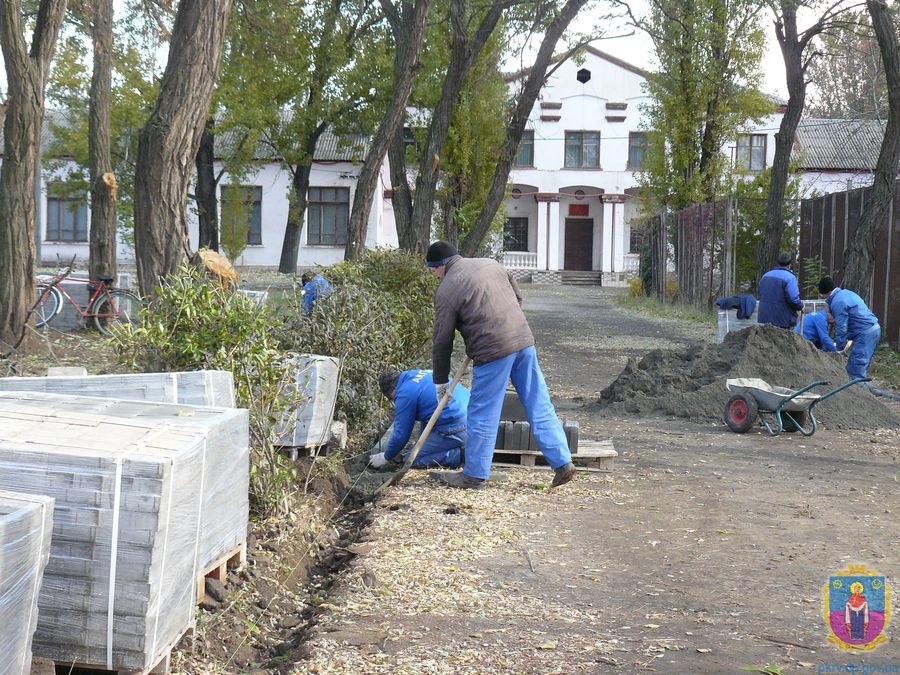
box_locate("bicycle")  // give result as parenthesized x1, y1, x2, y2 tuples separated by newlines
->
(34, 272, 143, 335)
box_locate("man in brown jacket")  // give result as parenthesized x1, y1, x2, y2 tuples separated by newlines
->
(426, 240, 576, 489)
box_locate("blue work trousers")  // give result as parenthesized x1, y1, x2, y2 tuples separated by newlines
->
(464, 345, 572, 480)
(847, 324, 881, 379)
(411, 425, 465, 468)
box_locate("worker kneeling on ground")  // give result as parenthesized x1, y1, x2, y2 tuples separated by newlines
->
(795, 308, 837, 352)
(819, 276, 881, 379)
(370, 368, 468, 469)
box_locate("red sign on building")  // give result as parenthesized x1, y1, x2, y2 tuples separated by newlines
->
(568, 203, 589, 217)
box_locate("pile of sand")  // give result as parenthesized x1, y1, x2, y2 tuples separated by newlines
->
(598, 324, 898, 430)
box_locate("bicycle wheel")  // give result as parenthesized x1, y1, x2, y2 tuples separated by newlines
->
(90, 288, 142, 335)
(34, 283, 62, 328)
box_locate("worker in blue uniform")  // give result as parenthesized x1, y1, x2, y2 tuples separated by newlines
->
(757, 251, 803, 328)
(301, 272, 333, 313)
(370, 368, 468, 469)
(795, 309, 837, 351)
(819, 276, 881, 379)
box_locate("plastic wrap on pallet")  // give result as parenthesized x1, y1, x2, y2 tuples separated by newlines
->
(0, 370, 236, 408)
(0, 394, 249, 671)
(276, 353, 340, 448)
(0, 490, 53, 675)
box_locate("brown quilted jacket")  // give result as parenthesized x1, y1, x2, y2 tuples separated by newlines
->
(431, 256, 534, 384)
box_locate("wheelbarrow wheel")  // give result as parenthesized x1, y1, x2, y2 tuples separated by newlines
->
(724, 393, 758, 433)
(781, 410, 809, 433)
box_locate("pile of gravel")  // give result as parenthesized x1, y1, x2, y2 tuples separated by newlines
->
(598, 323, 898, 430)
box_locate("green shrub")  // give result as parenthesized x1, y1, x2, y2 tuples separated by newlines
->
(627, 278, 643, 297)
(277, 249, 437, 438)
(112, 265, 299, 517)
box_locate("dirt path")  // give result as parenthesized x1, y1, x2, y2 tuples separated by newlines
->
(297, 285, 900, 674)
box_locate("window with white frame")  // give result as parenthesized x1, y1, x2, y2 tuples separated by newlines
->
(736, 134, 766, 171)
(221, 185, 263, 245)
(307, 187, 350, 246)
(514, 130, 534, 167)
(564, 131, 600, 168)
(46, 184, 88, 242)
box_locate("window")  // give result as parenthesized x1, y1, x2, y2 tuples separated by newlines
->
(514, 130, 534, 167)
(308, 187, 350, 246)
(564, 131, 600, 168)
(45, 184, 87, 242)
(503, 217, 529, 252)
(629, 222, 644, 254)
(628, 132, 648, 170)
(221, 185, 263, 245)
(736, 134, 766, 171)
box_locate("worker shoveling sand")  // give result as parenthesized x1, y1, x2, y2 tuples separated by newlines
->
(598, 323, 899, 431)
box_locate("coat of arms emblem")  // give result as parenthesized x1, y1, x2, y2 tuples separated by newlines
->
(824, 563, 890, 651)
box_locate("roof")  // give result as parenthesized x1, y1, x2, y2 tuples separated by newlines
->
(793, 118, 886, 171)
(504, 45, 650, 83)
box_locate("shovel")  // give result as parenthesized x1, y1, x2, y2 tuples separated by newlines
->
(374, 357, 471, 494)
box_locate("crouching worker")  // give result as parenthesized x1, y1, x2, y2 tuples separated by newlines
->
(795, 309, 837, 352)
(370, 368, 469, 469)
(819, 276, 881, 379)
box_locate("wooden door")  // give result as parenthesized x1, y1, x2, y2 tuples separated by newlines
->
(563, 218, 593, 270)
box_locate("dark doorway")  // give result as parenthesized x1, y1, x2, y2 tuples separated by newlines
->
(563, 218, 593, 270)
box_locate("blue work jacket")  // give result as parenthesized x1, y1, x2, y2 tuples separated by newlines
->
(386, 369, 469, 461)
(303, 274, 333, 313)
(826, 288, 879, 350)
(757, 267, 803, 328)
(795, 310, 836, 351)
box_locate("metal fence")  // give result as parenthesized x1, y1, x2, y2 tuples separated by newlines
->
(799, 185, 900, 348)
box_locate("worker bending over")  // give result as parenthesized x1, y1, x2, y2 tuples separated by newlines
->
(301, 272, 333, 313)
(819, 276, 881, 379)
(370, 368, 468, 469)
(425, 240, 576, 490)
(796, 309, 836, 352)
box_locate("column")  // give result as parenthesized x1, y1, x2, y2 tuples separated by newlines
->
(535, 195, 560, 271)
(536, 196, 548, 271)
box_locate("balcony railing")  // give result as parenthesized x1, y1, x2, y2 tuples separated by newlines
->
(502, 251, 538, 269)
(622, 254, 640, 272)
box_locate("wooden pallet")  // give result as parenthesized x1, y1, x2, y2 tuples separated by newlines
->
(492, 439, 617, 469)
(196, 542, 247, 604)
(31, 622, 195, 675)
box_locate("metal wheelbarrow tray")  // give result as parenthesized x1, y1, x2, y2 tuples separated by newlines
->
(723, 376, 870, 436)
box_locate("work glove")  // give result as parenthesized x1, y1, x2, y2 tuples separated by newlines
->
(435, 382, 450, 402)
(370, 452, 389, 469)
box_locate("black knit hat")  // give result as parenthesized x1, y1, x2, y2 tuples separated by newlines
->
(379, 369, 400, 398)
(777, 251, 793, 266)
(818, 276, 836, 295)
(426, 241, 459, 267)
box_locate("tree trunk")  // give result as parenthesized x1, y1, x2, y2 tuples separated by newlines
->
(278, 161, 314, 274)
(134, 0, 232, 296)
(195, 118, 219, 251)
(0, 0, 67, 348)
(388, 125, 415, 250)
(88, 0, 117, 282)
(842, 0, 900, 296)
(408, 0, 507, 252)
(344, 0, 432, 260)
(460, 0, 588, 256)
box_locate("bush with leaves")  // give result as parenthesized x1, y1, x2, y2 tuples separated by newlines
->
(112, 265, 300, 517)
(277, 249, 437, 438)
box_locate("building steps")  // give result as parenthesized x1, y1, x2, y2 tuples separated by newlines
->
(560, 271, 603, 285)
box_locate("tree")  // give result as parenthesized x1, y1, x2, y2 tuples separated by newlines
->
(345, 0, 432, 260)
(0, 0, 68, 348)
(88, 0, 117, 281)
(806, 10, 890, 119)
(460, 0, 594, 256)
(195, 118, 219, 251)
(630, 0, 769, 211)
(756, 0, 850, 283)
(841, 0, 900, 295)
(133, 0, 232, 295)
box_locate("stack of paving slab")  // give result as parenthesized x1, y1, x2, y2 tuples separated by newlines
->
(0, 369, 236, 408)
(276, 354, 341, 448)
(495, 390, 579, 453)
(0, 391, 249, 671)
(0, 490, 54, 675)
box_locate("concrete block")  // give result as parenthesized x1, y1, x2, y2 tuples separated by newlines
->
(46, 366, 88, 377)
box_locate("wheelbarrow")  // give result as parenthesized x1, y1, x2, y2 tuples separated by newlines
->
(723, 377, 871, 436)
